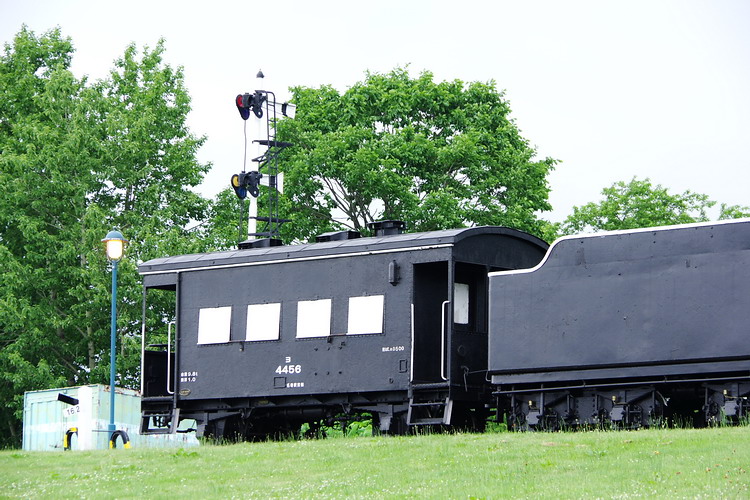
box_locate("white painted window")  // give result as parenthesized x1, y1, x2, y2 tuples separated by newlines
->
(454, 283, 470, 325)
(347, 295, 385, 335)
(246, 303, 281, 341)
(197, 306, 232, 344)
(296, 299, 332, 338)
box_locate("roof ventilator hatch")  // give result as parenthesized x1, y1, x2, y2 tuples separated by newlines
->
(368, 220, 407, 237)
(315, 230, 362, 243)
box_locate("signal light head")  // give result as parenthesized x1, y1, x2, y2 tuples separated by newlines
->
(236, 94, 251, 121)
(231, 172, 263, 199)
(235, 92, 267, 120)
(231, 173, 248, 199)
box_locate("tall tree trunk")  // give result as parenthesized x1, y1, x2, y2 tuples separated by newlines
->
(8, 416, 17, 440)
(87, 319, 95, 374)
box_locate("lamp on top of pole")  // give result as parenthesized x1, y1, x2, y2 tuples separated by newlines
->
(102, 229, 127, 446)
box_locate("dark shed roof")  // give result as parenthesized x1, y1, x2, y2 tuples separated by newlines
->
(138, 226, 547, 276)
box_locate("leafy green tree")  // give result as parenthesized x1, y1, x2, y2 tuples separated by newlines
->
(199, 188, 249, 249)
(560, 178, 715, 235)
(0, 27, 209, 447)
(0, 26, 87, 447)
(718, 203, 750, 220)
(560, 177, 748, 236)
(274, 68, 557, 241)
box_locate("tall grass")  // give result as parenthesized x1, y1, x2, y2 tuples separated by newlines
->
(2, 427, 748, 499)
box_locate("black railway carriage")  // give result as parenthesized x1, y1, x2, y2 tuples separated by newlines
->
(488, 219, 750, 429)
(139, 224, 548, 438)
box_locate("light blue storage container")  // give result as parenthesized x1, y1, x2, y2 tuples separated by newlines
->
(22, 385, 198, 451)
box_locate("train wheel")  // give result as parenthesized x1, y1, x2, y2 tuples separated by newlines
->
(450, 403, 488, 433)
(303, 421, 327, 439)
(372, 411, 408, 436)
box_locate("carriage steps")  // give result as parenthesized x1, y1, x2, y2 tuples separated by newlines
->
(407, 383, 453, 426)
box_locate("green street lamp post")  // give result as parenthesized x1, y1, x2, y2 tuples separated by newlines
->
(103, 230, 127, 444)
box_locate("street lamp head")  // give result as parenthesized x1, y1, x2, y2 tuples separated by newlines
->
(102, 230, 128, 261)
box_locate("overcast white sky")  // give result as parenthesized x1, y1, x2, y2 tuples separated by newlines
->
(2, 0, 748, 222)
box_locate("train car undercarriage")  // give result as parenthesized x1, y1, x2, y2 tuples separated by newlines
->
(141, 389, 489, 441)
(496, 374, 750, 431)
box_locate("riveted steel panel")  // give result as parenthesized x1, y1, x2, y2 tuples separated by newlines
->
(489, 220, 750, 384)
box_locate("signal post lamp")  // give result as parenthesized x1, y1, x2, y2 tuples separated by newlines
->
(102, 230, 127, 445)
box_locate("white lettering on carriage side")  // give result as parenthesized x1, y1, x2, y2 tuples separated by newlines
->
(275, 364, 302, 374)
(180, 371, 198, 383)
(382, 345, 405, 352)
(275, 356, 302, 376)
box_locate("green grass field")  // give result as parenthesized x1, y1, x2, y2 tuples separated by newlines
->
(2, 427, 749, 499)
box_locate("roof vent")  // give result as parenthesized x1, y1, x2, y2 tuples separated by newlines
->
(315, 230, 362, 243)
(368, 220, 407, 237)
(238, 238, 283, 250)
